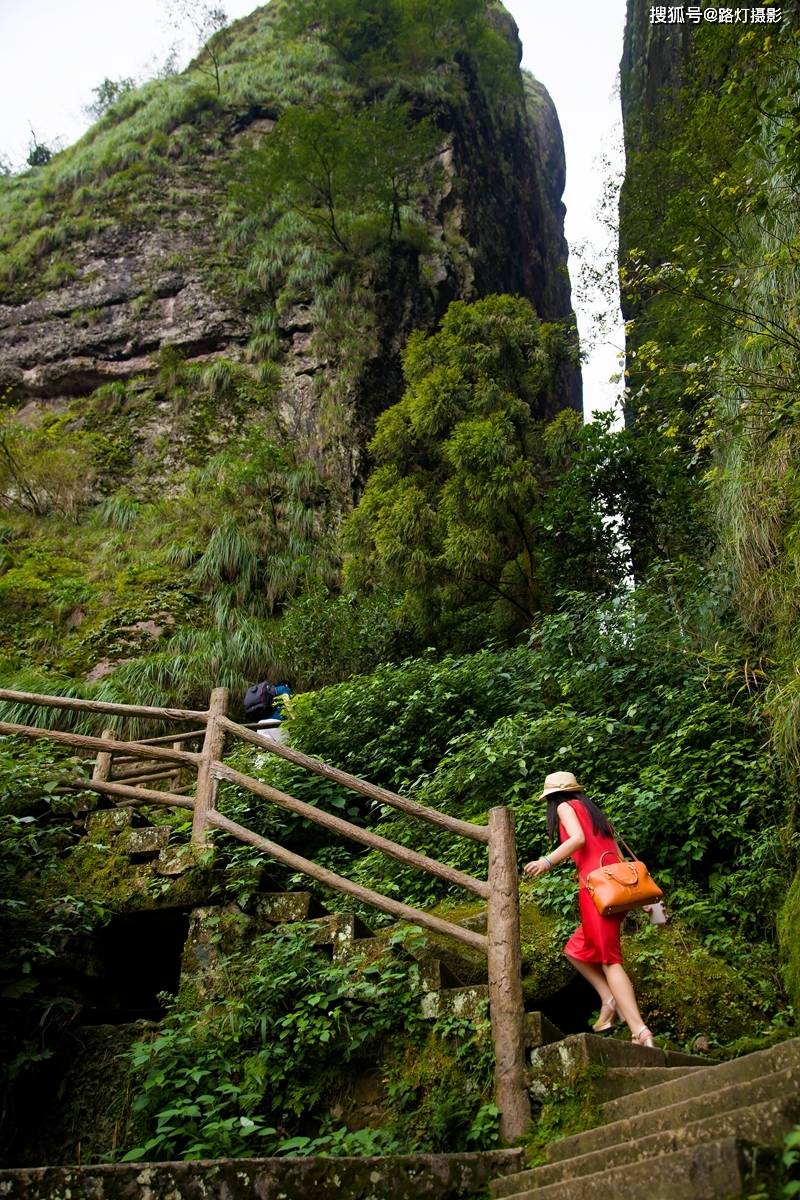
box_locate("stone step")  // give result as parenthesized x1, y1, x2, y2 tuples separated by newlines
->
(343, 935, 464, 993)
(599, 1036, 800, 1123)
(593, 1065, 706, 1104)
(0, 1148, 525, 1200)
(155, 843, 197, 876)
(86, 809, 133, 836)
(308, 913, 375, 962)
(410, 958, 464, 994)
(528, 1032, 708, 1081)
(524, 1012, 564, 1050)
(420, 984, 490, 1021)
(252, 892, 328, 924)
(490, 1137, 775, 1200)
(490, 1093, 800, 1196)
(549, 1064, 800, 1164)
(118, 825, 170, 859)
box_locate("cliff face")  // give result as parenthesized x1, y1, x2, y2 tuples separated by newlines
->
(619, 0, 690, 134)
(0, 4, 579, 469)
(0, 1, 583, 691)
(617, 0, 693, 369)
(619, 1, 800, 1010)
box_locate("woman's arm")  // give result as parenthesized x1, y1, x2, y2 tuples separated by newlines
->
(523, 801, 586, 877)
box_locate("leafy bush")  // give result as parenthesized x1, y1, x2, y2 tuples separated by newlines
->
(270, 587, 417, 690)
(0, 417, 98, 519)
(122, 923, 496, 1161)
(288, 646, 528, 789)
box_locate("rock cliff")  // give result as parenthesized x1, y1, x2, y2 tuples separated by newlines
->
(0, 2, 579, 482)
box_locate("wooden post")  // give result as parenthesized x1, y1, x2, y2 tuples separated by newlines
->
(171, 739, 184, 791)
(191, 688, 230, 849)
(92, 728, 114, 783)
(486, 806, 531, 1141)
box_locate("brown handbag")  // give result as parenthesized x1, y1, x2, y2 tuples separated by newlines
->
(584, 837, 663, 917)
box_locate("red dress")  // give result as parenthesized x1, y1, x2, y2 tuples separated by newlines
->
(560, 799, 624, 965)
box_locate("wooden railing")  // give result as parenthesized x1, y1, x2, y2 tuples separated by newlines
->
(0, 685, 531, 1140)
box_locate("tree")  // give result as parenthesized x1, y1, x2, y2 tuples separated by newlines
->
(0, 417, 96, 518)
(344, 295, 575, 630)
(237, 101, 442, 257)
(25, 128, 52, 168)
(165, 1, 230, 94)
(84, 76, 137, 120)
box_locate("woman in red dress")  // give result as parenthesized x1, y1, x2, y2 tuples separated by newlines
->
(523, 770, 655, 1047)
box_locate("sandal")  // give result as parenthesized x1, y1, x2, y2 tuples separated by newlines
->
(632, 1026, 656, 1049)
(592, 996, 617, 1033)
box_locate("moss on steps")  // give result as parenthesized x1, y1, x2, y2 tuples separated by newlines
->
(778, 868, 800, 1016)
(0, 1149, 525, 1200)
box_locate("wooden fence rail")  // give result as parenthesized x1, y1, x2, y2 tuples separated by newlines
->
(0, 685, 530, 1139)
(218, 715, 490, 843)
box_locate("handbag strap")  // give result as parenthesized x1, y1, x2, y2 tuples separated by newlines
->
(609, 821, 640, 862)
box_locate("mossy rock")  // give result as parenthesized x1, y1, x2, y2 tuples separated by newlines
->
(43, 834, 218, 913)
(405, 898, 570, 1002)
(11, 1021, 156, 1166)
(778, 868, 800, 1015)
(625, 921, 772, 1045)
(178, 904, 254, 1006)
(519, 900, 572, 1003)
(398, 902, 488, 985)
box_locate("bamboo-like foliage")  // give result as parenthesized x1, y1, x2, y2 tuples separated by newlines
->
(710, 52, 800, 767)
(620, 18, 800, 766)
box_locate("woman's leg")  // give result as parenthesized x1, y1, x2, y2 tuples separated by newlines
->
(601, 962, 649, 1033)
(565, 953, 614, 1003)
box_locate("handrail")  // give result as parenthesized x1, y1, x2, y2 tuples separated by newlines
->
(0, 688, 208, 723)
(0, 720, 201, 765)
(118, 728, 207, 746)
(211, 759, 490, 899)
(0, 683, 530, 1139)
(63, 777, 195, 810)
(56, 777, 487, 952)
(205, 809, 488, 953)
(219, 716, 490, 845)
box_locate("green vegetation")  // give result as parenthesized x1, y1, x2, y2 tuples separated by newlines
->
(1, 0, 799, 1174)
(277, 0, 519, 98)
(779, 870, 800, 1016)
(236, 102, 442, 255)
(120, 925, 497, 1161)
(620, 17, 800, 763)
(0, 741, 102, 1084)
(86, 77, 137, 120)
(0, 411, 98, 519)
(344, 296, 578, 634)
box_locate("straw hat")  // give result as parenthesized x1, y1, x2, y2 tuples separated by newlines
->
(538, 771, 583, 800)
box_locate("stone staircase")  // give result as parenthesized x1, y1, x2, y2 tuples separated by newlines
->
(73, 820, 800, 1199)
(490, 1036, 800, 1200)
(241, 890, 542, 1037)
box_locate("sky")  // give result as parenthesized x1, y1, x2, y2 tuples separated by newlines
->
(0, 0, 627, 417)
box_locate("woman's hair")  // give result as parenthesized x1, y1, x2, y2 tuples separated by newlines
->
(546, 791, 614, 842)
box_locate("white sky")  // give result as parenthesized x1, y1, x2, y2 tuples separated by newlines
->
(0, 0, 626, 418)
